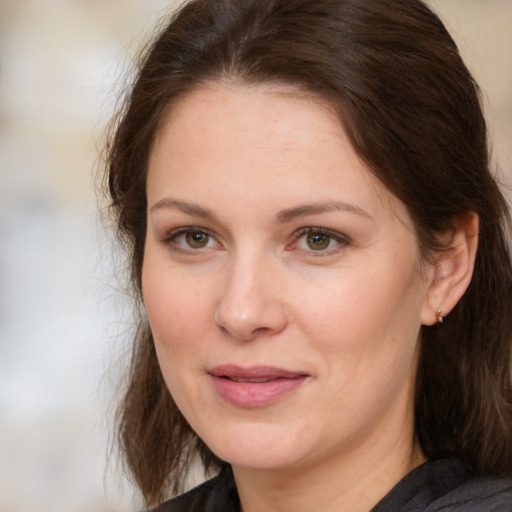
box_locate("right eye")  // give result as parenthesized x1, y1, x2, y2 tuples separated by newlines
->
(182, 231, 211, 248)
(164, 228, 220, 251)
(175, 230, 217, 249)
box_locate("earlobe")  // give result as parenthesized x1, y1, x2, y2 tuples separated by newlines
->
(421, 212, 479, 326)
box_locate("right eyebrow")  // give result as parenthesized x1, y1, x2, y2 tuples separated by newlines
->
(149, 198, 219, 222)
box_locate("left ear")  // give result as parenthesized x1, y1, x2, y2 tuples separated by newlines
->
(421, 212, 479, 326)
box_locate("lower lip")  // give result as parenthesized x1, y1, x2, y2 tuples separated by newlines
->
(210, 375, 308, 408)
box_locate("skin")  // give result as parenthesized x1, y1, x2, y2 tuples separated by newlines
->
(142, 83, 472, 512)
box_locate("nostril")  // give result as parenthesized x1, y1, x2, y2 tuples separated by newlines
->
(251, 326, 271, 335)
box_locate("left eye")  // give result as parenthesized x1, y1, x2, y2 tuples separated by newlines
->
(304, 232, 332, 250)
(294, 230, 346, 252)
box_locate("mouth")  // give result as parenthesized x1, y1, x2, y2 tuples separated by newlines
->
(209, 365, 307, 381)
(223, 377, 277, 383)
(208, 365, 309, 407)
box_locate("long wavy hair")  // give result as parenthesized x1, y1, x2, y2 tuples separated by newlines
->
(104, 0, 512, 507)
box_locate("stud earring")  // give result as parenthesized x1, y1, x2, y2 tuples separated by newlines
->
(436, 309, 444, 324)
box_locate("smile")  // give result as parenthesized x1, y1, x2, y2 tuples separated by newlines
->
(209, 365, 309, 408)
(226, 377, 274, 383)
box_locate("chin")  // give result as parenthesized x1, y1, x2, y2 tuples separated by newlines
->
(198, 421, 304, 470)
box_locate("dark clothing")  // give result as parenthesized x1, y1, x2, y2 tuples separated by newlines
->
(153, 459, 512, 511)
(371, 459, 511, 511)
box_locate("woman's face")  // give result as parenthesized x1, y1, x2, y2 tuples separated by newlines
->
(143, 83, 434, 473)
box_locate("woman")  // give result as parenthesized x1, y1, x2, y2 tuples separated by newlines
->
(105, 0, 512, 510)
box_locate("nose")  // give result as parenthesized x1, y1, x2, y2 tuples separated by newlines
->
(214, 253, 288, 341)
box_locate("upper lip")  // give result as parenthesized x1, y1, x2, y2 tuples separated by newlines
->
(209, 365, 308, 380)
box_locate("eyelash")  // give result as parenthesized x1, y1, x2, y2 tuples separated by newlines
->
(161, 227, 220, 254)
(289, 227, 350, 255)
(161, 226, 350, 255)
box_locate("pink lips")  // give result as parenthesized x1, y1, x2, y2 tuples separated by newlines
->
(209, 365, 308, 408)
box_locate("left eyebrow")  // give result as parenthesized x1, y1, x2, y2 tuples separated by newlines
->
(276, 201, 373, 223)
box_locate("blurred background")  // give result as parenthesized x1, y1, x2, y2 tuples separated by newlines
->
(0, 1, 511, 511)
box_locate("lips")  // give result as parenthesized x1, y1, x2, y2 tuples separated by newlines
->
(209, 365, 309, 407)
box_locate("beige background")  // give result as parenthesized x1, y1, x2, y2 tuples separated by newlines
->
(1, 1, 511, 511)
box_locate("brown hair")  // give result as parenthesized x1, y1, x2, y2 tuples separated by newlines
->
(105, 0, 512, 506)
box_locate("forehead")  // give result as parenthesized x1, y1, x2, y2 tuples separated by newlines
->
(153, 82, 344, 161)
(147, 82, 411, 230)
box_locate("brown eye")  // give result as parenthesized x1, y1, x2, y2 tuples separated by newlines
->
(185, 231, 210, 248)
(306, 232, 332, 250)
(291, 228, 349, 254)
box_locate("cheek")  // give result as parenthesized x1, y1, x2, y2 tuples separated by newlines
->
(142, 260, 215, 413)
(298, 267, 424, 428)
(142, 258, 213, 356)
(302, 273, 421, 345)
(295, 254, 426, 391)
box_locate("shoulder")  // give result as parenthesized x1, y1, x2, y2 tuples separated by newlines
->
(152, 460, 512, 512)
(427, 473, 512, 512)
(151, 468, 238, 512)
(373, 459, 512, 512)
(151, 478, 219, 512)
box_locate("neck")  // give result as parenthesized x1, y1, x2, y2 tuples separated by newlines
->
(232, 424, 425, 512)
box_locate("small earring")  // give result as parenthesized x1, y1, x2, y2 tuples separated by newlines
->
(436, 309, 444, 324)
